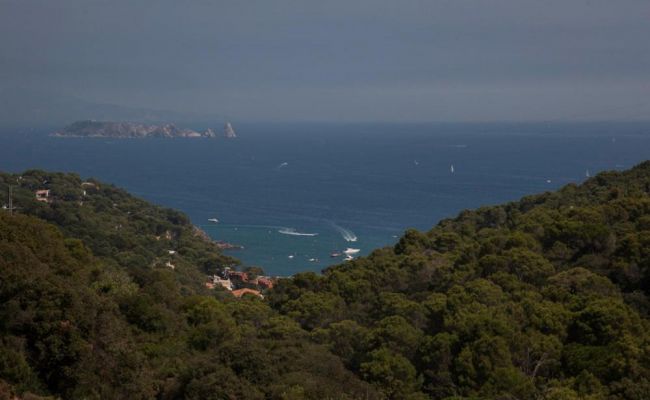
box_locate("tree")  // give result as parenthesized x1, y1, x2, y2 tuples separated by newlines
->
(360, 348, 421, 399)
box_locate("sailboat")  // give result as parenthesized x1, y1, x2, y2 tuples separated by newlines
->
(224, 122, 237, 138)
(585, 169, 591, 178)
(450, 164, 455, 173)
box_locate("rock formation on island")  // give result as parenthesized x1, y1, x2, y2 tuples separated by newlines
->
(224, 122, 237, 138)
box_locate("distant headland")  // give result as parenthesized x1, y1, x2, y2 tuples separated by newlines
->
(51, 120, 237, 139)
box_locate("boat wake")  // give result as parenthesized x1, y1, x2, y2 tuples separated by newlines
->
(331, 223, 358, 242)
(278, 228, 318, 237)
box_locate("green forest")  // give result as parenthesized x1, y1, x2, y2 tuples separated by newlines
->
(2, 162, 650, 399)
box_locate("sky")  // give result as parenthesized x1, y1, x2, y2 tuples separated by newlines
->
(1, 0, 649, 122)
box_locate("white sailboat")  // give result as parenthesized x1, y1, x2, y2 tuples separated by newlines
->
(450, 164, 455, 173)
(585, 169, 591, 178)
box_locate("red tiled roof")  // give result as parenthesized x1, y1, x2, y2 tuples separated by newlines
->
(257, 277, 274, 289)
(231, 288, 262, 298)
(228, 271, 249, 282)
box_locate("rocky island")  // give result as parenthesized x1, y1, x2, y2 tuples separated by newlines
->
(52, 120, 218, 138)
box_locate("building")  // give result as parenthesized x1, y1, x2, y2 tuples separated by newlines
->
(256, 277, 274, 289)
(231, 288, 263, 298)
(204, 275, 233, 291)
(213, 275, 233, 291)
(81, 182, 99, 196)
(35, 189, 50, 203)
(227, 270, 249, 283)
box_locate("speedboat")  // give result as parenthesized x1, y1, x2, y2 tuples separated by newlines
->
(344, 248, 360, 255)
(208, 218, 219, 223)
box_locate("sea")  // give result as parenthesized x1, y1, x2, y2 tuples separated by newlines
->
(1, 122, 649, 276)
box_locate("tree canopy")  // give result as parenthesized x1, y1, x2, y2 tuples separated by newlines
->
(3, 162, 650, 399)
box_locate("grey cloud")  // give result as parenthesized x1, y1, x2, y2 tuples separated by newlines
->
(1, 0, 648, 122)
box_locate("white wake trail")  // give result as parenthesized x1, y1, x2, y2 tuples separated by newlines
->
(331, 223, 358, 242)
(278, 227, 318, 237)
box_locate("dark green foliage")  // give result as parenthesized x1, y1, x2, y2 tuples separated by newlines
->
(0, 172, 378, 399)
(4, 162, 650, 399)
(268, 161, 650, 399)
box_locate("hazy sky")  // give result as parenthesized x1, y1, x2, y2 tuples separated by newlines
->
(1, 0, 649, 122)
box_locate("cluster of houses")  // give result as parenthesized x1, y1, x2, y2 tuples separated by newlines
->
(30, 182, 273, 300)
(205, 267, 275, 299)
(34, 182, 99, 204)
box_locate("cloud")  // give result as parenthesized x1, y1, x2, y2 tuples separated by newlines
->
(1, 0, 649, 122)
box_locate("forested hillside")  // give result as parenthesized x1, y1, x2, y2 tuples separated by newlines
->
(2, 163, 650, 399)
(269, 161, 650, 399)
(0, 171, 377, 399)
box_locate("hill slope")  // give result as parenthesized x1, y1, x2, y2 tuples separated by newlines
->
(268, 161, 650, 399)
(0, 171, 377, 399)
(2, 163, 650, 399)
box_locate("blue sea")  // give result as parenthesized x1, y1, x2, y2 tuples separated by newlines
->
(1, 122, 649, 276)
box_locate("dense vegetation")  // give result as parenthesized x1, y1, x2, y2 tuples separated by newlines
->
(269, 161, 650, 399)
(2, 162, 650, 399)
(0, 171, 376, 399)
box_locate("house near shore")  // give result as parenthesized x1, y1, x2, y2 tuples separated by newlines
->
(209, 269, 275, 293)
(232, 288, 263, 298)
(81, 182, 99, 194)
(213, 275, 233, 291)
(256, 277, 274, 289)
(204, 275, 234, 291)
(227, 271, 249, 283)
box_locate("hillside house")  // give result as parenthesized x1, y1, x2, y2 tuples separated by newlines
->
(35, 189, 50, 203)
(231, 288, 263, 298)
(212, 275, 233, 291)
(227, 270, 249, 283)
(256, 277, 274, 289)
